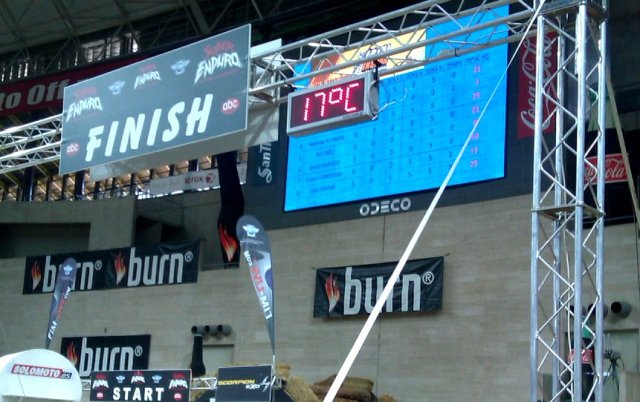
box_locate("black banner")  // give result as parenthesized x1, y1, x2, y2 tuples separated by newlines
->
(216, 365, 272, 402)
(314, 257, 444, 317)
(23, 240, 200, 294)
(237, 215, 275, 356)
(45, 257, 77, 349)
(90, 369, 190, 402)
(61, 335, 151, 378)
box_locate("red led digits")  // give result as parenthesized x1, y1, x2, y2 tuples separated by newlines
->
(303, 81, 362, 121)
(287, 73, 376, 136)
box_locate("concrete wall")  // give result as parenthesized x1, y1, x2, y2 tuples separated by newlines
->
(1, 193, 639, 401)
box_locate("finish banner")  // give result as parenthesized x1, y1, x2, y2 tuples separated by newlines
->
(61, 335, 151, 378)
(216, 365, 272, 402)
(23, 240, 200, 294)
(236, 215, 275, 355)
(314, 257, 444, 317)
(60, 24, 250, 174)
(45, 257, 77, 349)
(89, 369, 190, 401)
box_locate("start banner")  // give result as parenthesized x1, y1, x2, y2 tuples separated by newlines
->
(89, 369, 190, 401)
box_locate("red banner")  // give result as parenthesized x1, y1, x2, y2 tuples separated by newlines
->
(0, 56, 144, 117)
(517, 33, 558, 139)
(585, 153, 628, 184)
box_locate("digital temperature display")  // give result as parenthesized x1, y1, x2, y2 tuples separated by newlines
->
(287, 73, 378, 136)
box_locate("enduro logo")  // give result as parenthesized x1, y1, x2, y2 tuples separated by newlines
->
(66, 86, 102, 122)
(194, 41, 243, 84)
(134, 64, 162, 90)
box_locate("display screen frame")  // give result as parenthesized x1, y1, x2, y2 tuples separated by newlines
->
(282, 6, 510, 213)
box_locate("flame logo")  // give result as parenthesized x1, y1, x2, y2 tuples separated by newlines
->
(31, 261, 42, 290)
(114, 253, 126, 284)
(325, 273, 341, 313)
(66, 342, 78, 366)
(218, 223, 238, 262)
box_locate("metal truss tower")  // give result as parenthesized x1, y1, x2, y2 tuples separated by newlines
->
(0, 1, 611, 401)
(530, 1, 608, 401)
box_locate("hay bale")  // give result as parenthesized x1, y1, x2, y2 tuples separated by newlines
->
(313, 375, 374, 393)
(378, 395, 399, 402)
(285, 376, 321, 402)
(310, 384, 372, 402)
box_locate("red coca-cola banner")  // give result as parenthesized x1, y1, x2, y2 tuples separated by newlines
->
(585, 153, 628, 184)
(517, 33, 558, 139)
(0, 56, 145, 117)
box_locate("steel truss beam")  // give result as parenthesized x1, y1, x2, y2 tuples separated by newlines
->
(530, 1, 607, 401)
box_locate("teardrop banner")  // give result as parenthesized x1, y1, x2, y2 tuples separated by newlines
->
(45, 257, 78, 349)
(236, 215, 275, 357)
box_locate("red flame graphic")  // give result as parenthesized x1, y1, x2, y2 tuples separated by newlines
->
(218, 223, 238, 262)
(66, 342, 78, 366)
(114, 253, 126, 284)
(31, 261, 42, 290)
(325, 273, 340, 313)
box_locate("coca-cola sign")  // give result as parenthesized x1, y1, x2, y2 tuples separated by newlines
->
(585, 153, 628, 184)
(517, 33, 558, 139)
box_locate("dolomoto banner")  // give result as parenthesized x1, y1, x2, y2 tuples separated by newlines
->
(90, 369, 190, 402)
(45, 257, 77, 349)
(23, 240, 200, 294)
(314, 257, 444, 317)
(236, 215, 275, 355)
(60, 24, 250, 174)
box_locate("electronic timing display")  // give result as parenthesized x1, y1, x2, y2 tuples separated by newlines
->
(287, 73, 378, 136)
(285, 7, 509, 212)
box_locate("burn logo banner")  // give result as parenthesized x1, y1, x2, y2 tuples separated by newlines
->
(314, 257, 444, 317)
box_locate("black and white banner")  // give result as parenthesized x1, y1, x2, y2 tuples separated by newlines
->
(61, 335, 151, 378)
(236, 215, 275, 355)
(23, 240, 200, 294)
(216, 365, 272, 402)
(45, 257, 77, 349)
(60, 24, 250, 174)
(314, 257, 444, 317)
(89, 369, 190, 402)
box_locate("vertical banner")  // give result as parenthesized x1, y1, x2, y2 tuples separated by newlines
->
(217, 151, 244, 268)
(45, 258, 78, 349)
(236, 215, 275, 356)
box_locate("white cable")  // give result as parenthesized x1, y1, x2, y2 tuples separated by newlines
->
(322, 2, 547, 400)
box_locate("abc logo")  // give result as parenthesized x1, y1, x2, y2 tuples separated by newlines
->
(221, 98, 239, 114)
(66, 143, 80, 156)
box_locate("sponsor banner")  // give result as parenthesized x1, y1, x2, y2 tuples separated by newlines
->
(23, 240, 200, 294)
(60, 24, 251, 174)
(216, 365, 272, 402)
(248, 141, 278, 187)
(45, 257, 77, 349)
(236, 215, 275, 355)
(147, 165, 247, 195)
(314, 257, 444, 317)
(61, 335, 151, 378)
(10, 363, 73, 379)
(90, 369, 190, 402)
(517, 32, 558, 139)
(584, 153, 628, 184)
(0, 56, 144, 118)
(217, 151, 244, 268)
